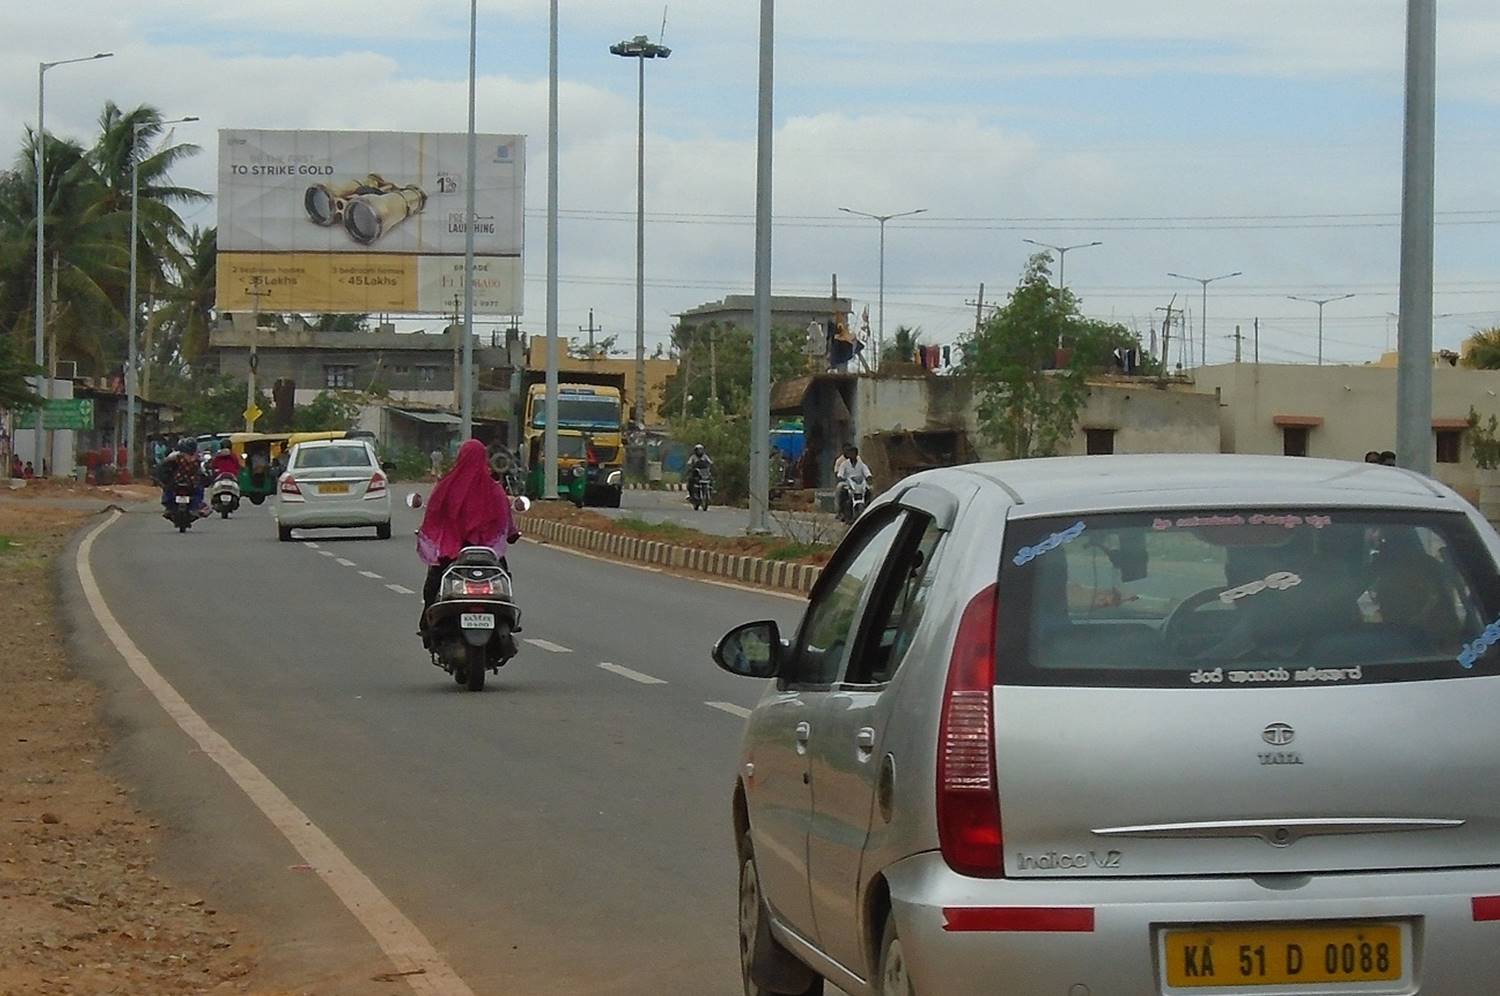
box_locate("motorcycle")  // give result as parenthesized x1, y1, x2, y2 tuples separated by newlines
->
(839, 472, 871, 524)
(409, 494, 530, 692)
(209, 473, 241, 519)
(168, 487, 198, 533)
(688, 471, 713, 511)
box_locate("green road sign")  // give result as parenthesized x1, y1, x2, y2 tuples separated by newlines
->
(16, 398, 94, 431)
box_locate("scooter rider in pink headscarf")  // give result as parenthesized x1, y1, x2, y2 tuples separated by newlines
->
(416, 439, 521, 646)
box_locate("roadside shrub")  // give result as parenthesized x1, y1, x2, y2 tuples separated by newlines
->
(671, 408, 750, 505)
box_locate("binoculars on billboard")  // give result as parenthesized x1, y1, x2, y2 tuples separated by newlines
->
(304, 174, 428, 246)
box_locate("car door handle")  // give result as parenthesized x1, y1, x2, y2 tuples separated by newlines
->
(795, 722, 811, 744)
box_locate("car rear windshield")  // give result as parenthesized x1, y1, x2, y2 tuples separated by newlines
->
(996, 508, 1500, 688)
(293, 445, 372, 469)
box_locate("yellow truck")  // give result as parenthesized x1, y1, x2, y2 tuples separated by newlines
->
(522, 380, 624, 507)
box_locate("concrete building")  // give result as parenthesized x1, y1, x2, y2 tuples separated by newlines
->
(774, 372, 1220, 488)
(522, 338, 678, 427)
(1195, 362, 1500, 502)
(676, 294, 852, 335)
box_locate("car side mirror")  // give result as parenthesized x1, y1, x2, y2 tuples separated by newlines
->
(512, 496, 531, 513)
(714, 620, 784, 679)
(405, 493, 423, 509)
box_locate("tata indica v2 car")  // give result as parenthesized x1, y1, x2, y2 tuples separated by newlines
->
(716, 455, 1500, 996)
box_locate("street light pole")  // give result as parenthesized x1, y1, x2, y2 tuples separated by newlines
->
(749, 0, 774, 535)
(1168, 270, 1242, 368)
(33, 51, 112, 475)
(543, 0, 561, 499)
(460, 0, 478, 440)
(1021, 238, 1102, 293)
(611, 34, 672, 428)
(839, 206, 926, 366)
(1288, 294, 1356, 366)
(128, 115, 196, 478)
(1396, 0, 1437, 474)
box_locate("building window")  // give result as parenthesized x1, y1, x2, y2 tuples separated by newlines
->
(1436, 429, 1464, 465)
(324, 365, 356, 389)
(393, 365, 410, 375)
(1084, 428, 1116, 455)
(416, 366, 439, 386)
(1283, 427, 1310, 457)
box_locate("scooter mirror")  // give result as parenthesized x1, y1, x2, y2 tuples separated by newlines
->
(405, 493, 423, 510)
(512, 496, 532, 514)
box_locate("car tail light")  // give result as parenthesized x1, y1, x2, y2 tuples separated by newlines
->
(367, 471, 387, 497)
(937, 582, 1003, 878)
(280, 476, 301, 496)
(1475, 897, 1500, 922)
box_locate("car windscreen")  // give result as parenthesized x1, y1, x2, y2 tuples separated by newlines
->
(996, 508, 1500, 688)
(292, 445, 372, 470)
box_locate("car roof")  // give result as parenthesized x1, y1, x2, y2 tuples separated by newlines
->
(917, 455, 1459, 517)
(291, 438, 369, 449)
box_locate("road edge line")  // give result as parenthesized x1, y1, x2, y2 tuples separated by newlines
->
(75, 511, 475, 996)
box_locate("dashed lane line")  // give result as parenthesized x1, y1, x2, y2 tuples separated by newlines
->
(360, 571, 384, 580)
(598, 662, 668, 685)
(705, 701, 752, 719)
(523, 638, 572, 654)
(318, 550, 336, 558)
(76, 512, 476, 996)
(303, 542, 320, 549)
(386, 584, 417, 595)
(335, 558, 357, 567)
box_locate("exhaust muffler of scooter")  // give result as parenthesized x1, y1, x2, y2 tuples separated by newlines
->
(303, 174, 389, 227)
(343, 184, 428, 245)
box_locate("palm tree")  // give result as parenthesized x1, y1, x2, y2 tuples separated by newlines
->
(881, 325, 922, 366)
(146, 225, 216, 385)
(1462, 328, 1500, 370)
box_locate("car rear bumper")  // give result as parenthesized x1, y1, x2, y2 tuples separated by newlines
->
(881, 852, 1500, 996)
(275, 495, 391, 528)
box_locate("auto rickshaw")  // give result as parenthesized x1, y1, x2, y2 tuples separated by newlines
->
(526, 432, 588, 506)
(231, 432, 290, 505)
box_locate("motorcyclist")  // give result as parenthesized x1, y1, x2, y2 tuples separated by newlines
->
(686, 444, 713, 486)
(208, 442, 242, 481)
(835, 444, 872, 522)
(159, 438, 207, 519)
(416, 439, 522, 648)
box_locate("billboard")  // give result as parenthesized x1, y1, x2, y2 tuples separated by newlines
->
(216, 129, 525, 315)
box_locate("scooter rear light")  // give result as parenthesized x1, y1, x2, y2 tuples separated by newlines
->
(463, 580, 494, 596)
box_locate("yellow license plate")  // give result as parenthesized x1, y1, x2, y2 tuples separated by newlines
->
(319, 483, 350, 495)
(1164, 923, 1403, 988)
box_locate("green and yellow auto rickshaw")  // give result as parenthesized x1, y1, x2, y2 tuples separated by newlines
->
(526, 431, 588, 506)
(230, 432, 290, 505)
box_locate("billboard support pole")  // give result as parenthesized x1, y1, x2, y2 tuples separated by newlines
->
(543, 0, 560, 499)
(460, 0, 479, 440)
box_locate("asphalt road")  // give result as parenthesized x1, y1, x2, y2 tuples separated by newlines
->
(74, 497, 808, 994)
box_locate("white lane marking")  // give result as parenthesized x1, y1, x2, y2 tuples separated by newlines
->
(77, 513, 475, 996)
(598, 662, 667, 685)
(335, 558, 357, 567)
(303, 542, 320, 549)
(385, 584, 416, 595)
(705, 701, 753, 719)
(360, 570, 384, 580)
(318, 550, 336, 558)
(523, 638, 572, 654)
(518, 535, 806, 603)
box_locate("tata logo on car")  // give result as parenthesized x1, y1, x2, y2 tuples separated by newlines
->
(1262, 723, 1296, 747)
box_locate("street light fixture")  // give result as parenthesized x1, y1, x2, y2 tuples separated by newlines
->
(1288, 293, 1357, 366)
(1021, 238, 1102, 292)
(610, 34, 672, 427)
(838, 206, 927, 367)
(1169, 270, 1243, 368)
(128, 115, 197, 478)
(34, 50, 112, 475)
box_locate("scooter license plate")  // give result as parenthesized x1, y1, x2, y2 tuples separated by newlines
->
(174, 495, 192, 505)
(460, 613, 495, 630)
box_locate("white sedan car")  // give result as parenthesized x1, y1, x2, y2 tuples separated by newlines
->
(274, 439, 392, 541)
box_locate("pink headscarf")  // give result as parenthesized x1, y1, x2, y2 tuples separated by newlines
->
(416, 440, 515, 565)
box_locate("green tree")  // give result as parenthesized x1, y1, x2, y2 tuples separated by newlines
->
(671, 407, 751, 504)
(960, 252, 1141, 459)
(308, 313, 369, 333)
(291, 391, 362, 431)
(0, 335, 41, 411)
(882, 325, 922, 366)
(164, 370, 268, 433)
(1462, 328, 1500, 370)
(661, 323, 807, 420)
(146, 225, 216, 376)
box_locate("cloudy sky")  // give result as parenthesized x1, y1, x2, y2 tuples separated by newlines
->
(5, 1, 1499, 366)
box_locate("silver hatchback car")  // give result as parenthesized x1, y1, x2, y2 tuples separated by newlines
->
(716, 455, 1500, 996)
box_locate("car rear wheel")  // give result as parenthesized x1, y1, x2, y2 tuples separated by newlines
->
(876, 917, 913, 996)
(738, 839, 822, 996)
(376, 521, 392, 540)
(277, 524, 292, 542)
(464, 644, 486, 691)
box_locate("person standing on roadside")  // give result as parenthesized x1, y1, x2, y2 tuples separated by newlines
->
(429, 446, 444, 478)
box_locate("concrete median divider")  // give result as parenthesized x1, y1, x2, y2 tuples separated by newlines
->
(521, 515, 822, 596)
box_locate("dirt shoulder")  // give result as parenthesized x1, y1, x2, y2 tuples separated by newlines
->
(0, 505, 267, 995)
(523, 501, 834, 567)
